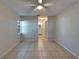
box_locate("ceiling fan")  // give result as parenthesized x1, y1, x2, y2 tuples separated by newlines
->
(25, 0, 53, 11)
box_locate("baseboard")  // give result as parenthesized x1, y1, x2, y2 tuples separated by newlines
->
(0, 40, 20, 59)
(55, 40, 79, 59)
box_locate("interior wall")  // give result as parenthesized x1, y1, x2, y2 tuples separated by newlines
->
(21, 16, 38, 41)
(0, 1, 20, 58)
(48, 16, 56, 41)
(56, 1, 79, 58)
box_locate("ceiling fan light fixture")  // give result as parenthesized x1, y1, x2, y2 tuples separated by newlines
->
(37, 5, 43, 10)
(38, 0, 42, 4)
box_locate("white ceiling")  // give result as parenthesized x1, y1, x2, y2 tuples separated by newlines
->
(1, 0, 78, 16)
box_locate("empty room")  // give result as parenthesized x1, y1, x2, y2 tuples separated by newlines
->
(0, 0, 79, 59)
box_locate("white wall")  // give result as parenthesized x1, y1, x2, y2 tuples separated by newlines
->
(21, 16, 38, 41)
(56, 1, 79, 58)
(0, 1, 20, 58)
(48, 16, 56, 41)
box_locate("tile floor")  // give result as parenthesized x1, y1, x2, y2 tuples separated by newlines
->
(2, 36, 77, 59)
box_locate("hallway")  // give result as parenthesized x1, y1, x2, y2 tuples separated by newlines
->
(2, 36, 77, 59)
(0, 0, 79, 59)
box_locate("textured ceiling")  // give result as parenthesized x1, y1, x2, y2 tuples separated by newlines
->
(1, 0, 78, 16)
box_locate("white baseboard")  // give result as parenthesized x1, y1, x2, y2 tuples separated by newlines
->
(0, 41, 20, 59)
(55, 40, 79, 59)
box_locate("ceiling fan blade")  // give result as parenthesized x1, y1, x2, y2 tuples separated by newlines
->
(44, 3, 54, 6)
(25, 4, 36, 6)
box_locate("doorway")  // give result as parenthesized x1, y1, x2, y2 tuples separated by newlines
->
(38, 16, 48, 42)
